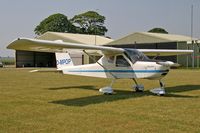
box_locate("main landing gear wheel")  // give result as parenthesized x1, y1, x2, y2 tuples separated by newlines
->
(99, 79, 115, 95)
(133, 85, 144, 92)
(99, 86, 113, 95)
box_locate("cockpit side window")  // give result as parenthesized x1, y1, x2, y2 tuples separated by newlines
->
(116, 55, 130, 67)
(124, 49, 150, 64)
(107, 56, 115, 63)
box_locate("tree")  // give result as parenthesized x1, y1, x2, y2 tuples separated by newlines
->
(34, 13, 76, 35)
(70, 11, 108, 35)
(148, 28, 168, 34)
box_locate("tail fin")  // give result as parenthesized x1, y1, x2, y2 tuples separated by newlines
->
(55, 53, 74, 69)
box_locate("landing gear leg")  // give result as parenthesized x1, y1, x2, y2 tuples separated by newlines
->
(150, 80, 166, 96)
(132, 78, 144, 92)
(159, 80, 165, 88)
(99, 79, 115, 95)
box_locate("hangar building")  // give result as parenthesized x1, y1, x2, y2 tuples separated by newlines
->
(15, 32, 113, 67)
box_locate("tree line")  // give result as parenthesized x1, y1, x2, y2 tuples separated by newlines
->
(34, 11, 108, 36)
(34, 11, 168, 36)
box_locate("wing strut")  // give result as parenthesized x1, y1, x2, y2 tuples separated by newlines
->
(83, 50, 117, 79)
(152, 53, 160, 59)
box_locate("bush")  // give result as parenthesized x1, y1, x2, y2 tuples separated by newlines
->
(1, 57, 15, 65)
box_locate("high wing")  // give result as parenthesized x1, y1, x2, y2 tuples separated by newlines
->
(7, 38, 124, 55)
(7, 38, 193, 56)
(138, 49, 193, 56)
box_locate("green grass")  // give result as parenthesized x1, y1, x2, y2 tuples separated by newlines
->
(0, 68, 200, 133)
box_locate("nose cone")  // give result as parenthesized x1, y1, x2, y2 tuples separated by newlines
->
(165, 61, 174, 66)
(157, 61, 180, 67)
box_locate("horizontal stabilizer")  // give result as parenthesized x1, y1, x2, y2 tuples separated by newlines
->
(29, 69, 61, 73)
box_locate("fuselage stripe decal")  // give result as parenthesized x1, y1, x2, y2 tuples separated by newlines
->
(68, 70, 169, 73)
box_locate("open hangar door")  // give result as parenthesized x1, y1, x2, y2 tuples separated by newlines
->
(16, 50, 56, 68)
(16, 51, 83, 68)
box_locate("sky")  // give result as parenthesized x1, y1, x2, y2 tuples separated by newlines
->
(0, 0, 200, 57)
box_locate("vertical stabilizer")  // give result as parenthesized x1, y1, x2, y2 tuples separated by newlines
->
(55, 53, 74, 69)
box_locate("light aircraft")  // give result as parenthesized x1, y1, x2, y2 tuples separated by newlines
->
(7, 38, 193, 96)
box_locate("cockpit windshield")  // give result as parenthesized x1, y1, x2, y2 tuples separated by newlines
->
(124, 49, 150, 64)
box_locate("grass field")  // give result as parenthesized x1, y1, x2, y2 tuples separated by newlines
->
(0, 68, 200, 133)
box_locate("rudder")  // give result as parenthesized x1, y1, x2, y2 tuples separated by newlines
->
(55, 53, 74, 69)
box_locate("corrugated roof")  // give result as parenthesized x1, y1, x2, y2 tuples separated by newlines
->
(37, 32, 113, 45)
(107, 32, 196, 45)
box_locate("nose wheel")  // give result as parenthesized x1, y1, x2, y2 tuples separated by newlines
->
(150, 80, 166, 96)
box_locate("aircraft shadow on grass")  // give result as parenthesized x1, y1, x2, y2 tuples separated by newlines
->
(48, 85, 96, 91)
(49, 85, 200, 107)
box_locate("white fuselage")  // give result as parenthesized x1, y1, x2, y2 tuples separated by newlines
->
(61, 55, 170, 80)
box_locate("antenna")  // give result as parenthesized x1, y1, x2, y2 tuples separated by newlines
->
(191, 5, 195, 68)
(191, 5, 193, 40)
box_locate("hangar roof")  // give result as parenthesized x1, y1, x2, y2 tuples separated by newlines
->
(37, 32, 113, 45)
(107, 32, 196, 45)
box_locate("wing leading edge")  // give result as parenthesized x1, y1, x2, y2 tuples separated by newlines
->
(7, 38, 193, 56)
(138, 49, 193, 56)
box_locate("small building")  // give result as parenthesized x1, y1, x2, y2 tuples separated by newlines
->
(106, 32, 200, 67)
